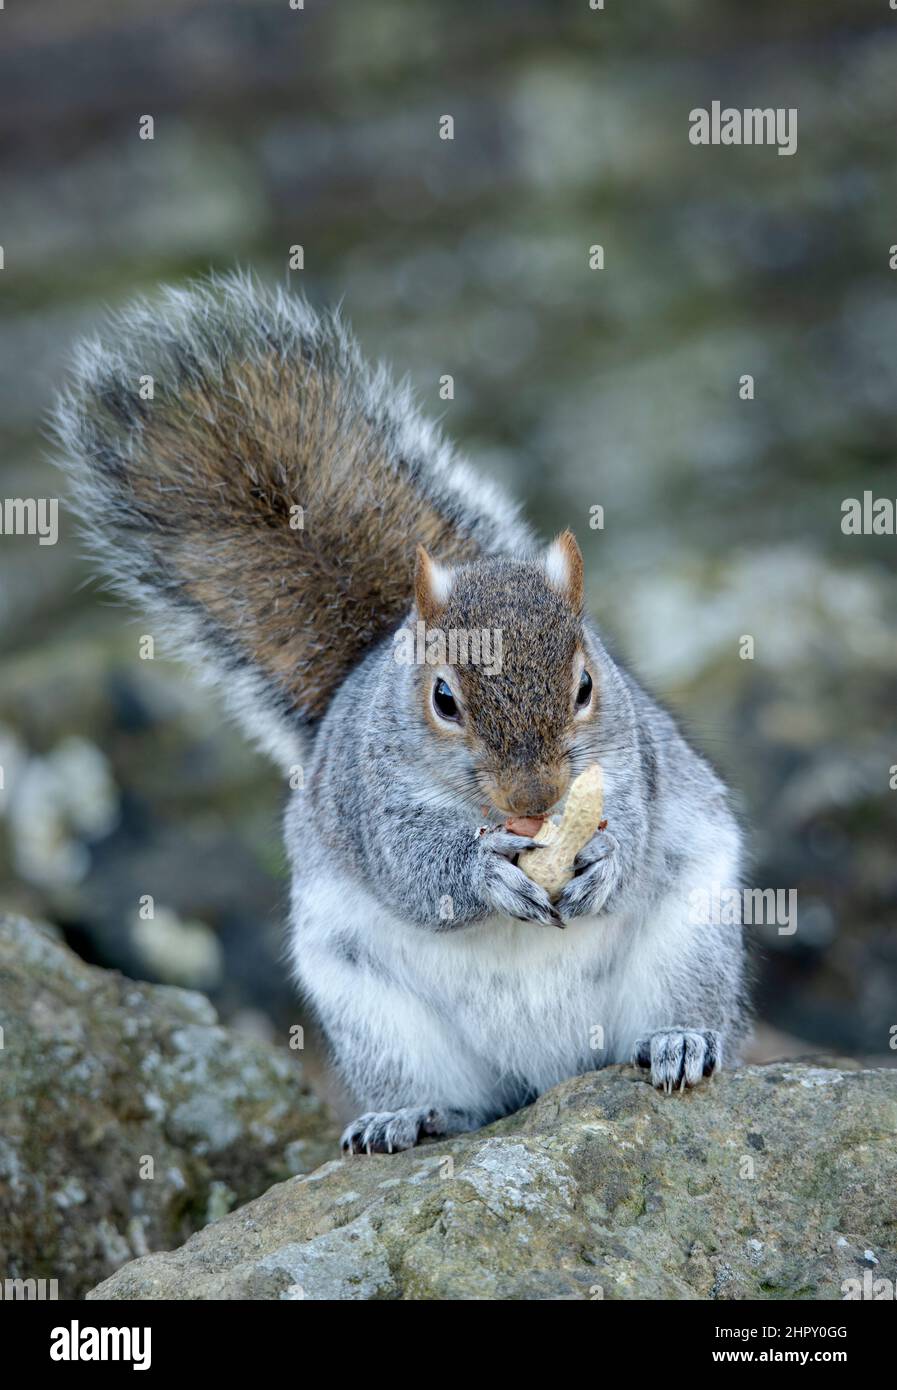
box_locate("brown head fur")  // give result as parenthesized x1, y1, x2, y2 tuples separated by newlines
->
(415, 538, 596, 817)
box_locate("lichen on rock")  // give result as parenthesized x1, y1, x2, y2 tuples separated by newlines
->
(88, 1057, 897, 1301)
(0, 915, 337, 1299)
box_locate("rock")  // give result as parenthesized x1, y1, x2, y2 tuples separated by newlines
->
(0, 916, 337, 1299)
(88, 1061, 897, 1301)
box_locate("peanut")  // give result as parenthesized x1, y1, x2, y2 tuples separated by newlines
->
(517, 763, 604, 899)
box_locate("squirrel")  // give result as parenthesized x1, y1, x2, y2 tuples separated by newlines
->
(54, 273, 748, 1154)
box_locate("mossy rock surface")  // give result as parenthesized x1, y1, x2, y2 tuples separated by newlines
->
(0, 916, 337, 1299)
(88, 1055, 897, 1301)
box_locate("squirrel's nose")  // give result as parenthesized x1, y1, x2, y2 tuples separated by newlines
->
(492, 768, 569, 819)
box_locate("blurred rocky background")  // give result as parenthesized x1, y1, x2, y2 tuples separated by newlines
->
(0, 0, 894, 1076)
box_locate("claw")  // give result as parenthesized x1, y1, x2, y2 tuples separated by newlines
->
(487, 829, 545, 858)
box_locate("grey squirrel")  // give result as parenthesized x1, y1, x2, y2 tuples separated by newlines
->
(54, 274, 748, 1154)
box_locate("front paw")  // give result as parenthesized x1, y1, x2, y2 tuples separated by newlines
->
(479, 829, 563, 928)
(556, 829, 619, 921)
(341, 1105, 447, 1155)
(632, 1028, 721, 1094)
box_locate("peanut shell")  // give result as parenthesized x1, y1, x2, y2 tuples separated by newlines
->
(517, 763, 604, 899)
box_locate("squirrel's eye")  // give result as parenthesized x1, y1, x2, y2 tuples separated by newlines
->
(576, 670, 593, 709)
(433, 678, 460, 722)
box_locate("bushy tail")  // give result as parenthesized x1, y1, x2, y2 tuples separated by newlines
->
(53, 273, 531, 766)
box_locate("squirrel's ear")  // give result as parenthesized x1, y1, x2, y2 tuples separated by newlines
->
(544, 529, 584, 612)
(414, 544, 453, 622)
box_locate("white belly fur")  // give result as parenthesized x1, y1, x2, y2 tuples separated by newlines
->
(289, 862, 727, 1112)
